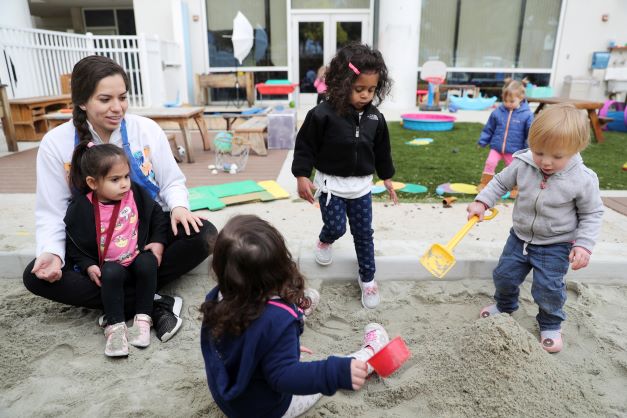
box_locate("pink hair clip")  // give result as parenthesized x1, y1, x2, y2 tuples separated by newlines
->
(348, 62, 360, 75)
(87, 141, 95, 148)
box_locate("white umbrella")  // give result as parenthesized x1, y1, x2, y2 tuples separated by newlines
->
(231, 11, 254, 65)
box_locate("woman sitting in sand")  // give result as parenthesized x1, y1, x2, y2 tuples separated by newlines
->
(200, 214, 390, 418)
(22, 55, 217, 342)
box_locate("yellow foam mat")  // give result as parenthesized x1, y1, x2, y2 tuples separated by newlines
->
(258, 180, 290, 199)
(449, 183, 478, 194)
(375, 180, 406, 190)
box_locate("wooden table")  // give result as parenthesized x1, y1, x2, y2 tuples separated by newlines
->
(0, 85, 17, 152)
(44, 106, 211, 163)
(527, 97, 606, 143)
(9, 94, 72, 148)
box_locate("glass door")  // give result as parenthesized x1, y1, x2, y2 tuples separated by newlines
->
(291, 13, 369, 104)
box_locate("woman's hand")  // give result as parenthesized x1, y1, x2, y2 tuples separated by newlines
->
(466, 201, 487, 221)
(382, 179, 398, 205)
(145, 242, 165, 266)
(87, 265, 102, 287)
(569, 247, 590, 270)
(350, 359, 368, 390)
(297, 177, 316, 204)
(31, 252, 62, 282)
(170, 206, 204, 236)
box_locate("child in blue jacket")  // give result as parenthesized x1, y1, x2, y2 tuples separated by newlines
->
(200, 215, 389, 418)
(477, 80, 533, 198)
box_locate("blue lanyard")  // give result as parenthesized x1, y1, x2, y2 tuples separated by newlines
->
(74, 119, 160, 199)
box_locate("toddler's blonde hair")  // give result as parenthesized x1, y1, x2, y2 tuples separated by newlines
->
(528, 103, 589, 154)
(502, 79, 525, 100)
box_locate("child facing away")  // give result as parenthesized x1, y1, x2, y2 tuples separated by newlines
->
(291, 42, 397, 309)
(467, 104, 604, 353)
(477, 79, 534, 198)
(200, 215, 390, 418)
(314, 65, 328, 104)
(65, 142, 169, 357)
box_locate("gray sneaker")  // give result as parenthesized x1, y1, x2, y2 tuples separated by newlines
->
(314, 240, 333, 266)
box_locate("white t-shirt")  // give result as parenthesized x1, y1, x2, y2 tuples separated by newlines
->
(35, 113, 188, 261)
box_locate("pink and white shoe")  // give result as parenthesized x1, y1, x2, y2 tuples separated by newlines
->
(479, 304, 501, 318)
(540, 329, 563, 353)
(302, 288, 320, 318)
(362, 323, 389, 355)
(128, 314, 152, 348)
(314, 241, 333, 266)
(358, 278, 380, 309)
(104, 322, 128, 357)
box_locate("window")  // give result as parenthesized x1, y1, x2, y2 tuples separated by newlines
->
(419, 0, 561, 69)
(83, 8, 136, 36)
(206, 0, 287, 68)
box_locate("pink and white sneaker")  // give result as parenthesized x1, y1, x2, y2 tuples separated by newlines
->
(302, 288, 320, 318)
(352, 323, 390, 375)
(128, 314, 152, 348)
(358, 278, 380, 309)
(479, 304, 501, 318)
(104, 322, 128, 357)
(314, 241, 333, 266)
(540, 329, 563, 353)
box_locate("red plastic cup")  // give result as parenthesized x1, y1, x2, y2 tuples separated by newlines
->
(367, 336, 411, 378)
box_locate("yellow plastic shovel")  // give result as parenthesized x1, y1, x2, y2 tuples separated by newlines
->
(420, 208, 499, 279)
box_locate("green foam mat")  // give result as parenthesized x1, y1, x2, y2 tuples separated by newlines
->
(207, 180, 265, 198)
(188, 187, 226, 211)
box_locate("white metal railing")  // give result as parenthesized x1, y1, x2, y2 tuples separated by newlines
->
(0, 26, 181, 107)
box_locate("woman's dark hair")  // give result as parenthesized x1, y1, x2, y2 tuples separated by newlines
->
(71, 55, 130, 143)
(324, 42, 392, 115)
(200, 214, 309, 339)
(69, 142, 129, 195)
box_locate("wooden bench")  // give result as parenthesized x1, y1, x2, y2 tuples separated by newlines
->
(232, 117, 268, 156)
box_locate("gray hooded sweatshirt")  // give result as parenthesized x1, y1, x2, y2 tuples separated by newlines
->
(476, 149, 604, 252)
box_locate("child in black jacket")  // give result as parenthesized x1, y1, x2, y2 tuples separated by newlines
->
(65, 142, 168, 357)
(292, 42, 397, 309)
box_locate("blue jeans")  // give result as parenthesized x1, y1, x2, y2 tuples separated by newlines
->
(318, 192, 375, 282)
(492, 229, 571, 331)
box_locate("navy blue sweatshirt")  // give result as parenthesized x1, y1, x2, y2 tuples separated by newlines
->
(200, 287, 353, 418)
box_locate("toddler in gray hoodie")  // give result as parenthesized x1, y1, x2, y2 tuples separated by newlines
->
(467, 103, 604, 353)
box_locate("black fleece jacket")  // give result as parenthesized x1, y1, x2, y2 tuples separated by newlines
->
(291, 101, 395, 179)
(64, 182, 169, 272)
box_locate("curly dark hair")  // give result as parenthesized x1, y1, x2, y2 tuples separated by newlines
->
(324, 42, 392, 115)
(71, 55, 130, 143)
(200, 215, 310, 339)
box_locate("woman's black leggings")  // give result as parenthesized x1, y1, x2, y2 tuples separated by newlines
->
(23, 218, 217, 317)
(101, 251, 158, 324)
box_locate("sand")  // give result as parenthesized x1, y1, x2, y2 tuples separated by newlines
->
(1, 275, 626, 417)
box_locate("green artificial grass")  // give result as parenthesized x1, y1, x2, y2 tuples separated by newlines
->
(375, 122, 627, 203)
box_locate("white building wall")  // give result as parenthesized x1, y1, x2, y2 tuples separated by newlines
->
(133, 0, 189, 104)
(133, 0, 175, 40)
(552, 0, 627, 97)
(376, 0, 421, 111)
(1, 0, 32, 28)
